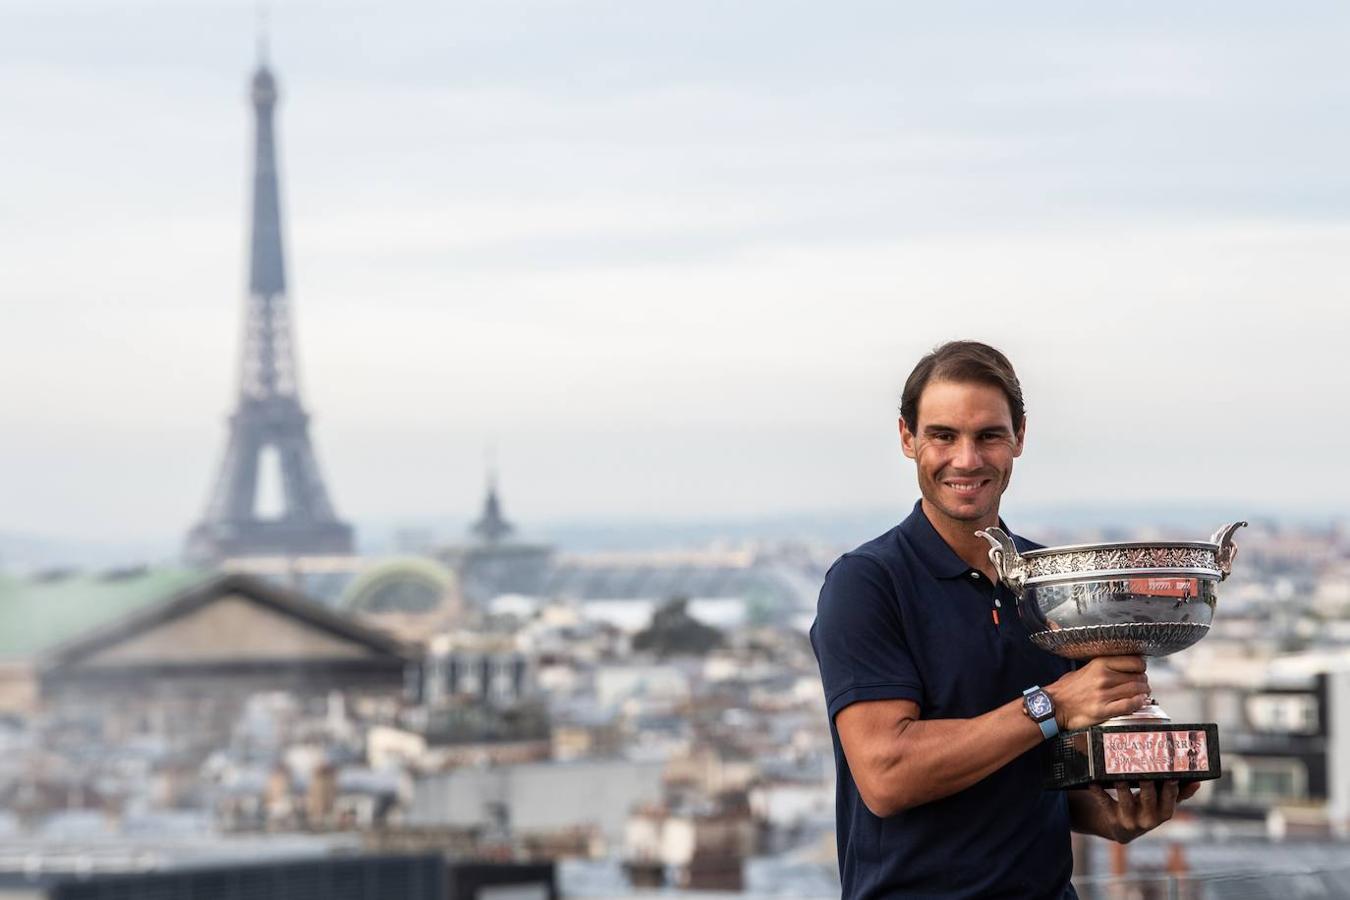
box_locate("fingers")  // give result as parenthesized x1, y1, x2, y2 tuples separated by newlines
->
(1052, 658, 1151, 729)
(1101, 695, 1150, 719)
(1113, 781, 1138, 829)
(1104, 679, 1151, 703)
(1137, 780, 1160, 824)
(1086, 783, 1116, 808)
(1090, 659, 1151, 694)
(1114, 781, 1182, 839)
(1178, 781, 1202, 801)
(1158, 781, 1179, 821)
(1099, 655, 1147, 674)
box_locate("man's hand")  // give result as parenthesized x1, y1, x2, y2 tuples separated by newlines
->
(1073, 781, 1202, 843)
(1044, 656, 1150, 731)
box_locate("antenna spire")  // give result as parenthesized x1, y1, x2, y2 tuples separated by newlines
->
(256, 1, 270, 65)
(470, 443, 514, 544)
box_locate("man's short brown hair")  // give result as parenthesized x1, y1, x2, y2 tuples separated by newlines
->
(900, 341, 1025, 433)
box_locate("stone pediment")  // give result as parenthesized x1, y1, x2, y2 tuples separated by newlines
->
(40, 574, 409, 675)
(79, 594, 374, 668)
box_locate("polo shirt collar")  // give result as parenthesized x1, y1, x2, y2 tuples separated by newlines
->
(899, 500, 1009, 580)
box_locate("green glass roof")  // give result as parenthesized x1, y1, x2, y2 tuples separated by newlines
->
(0, 568, 208, 661)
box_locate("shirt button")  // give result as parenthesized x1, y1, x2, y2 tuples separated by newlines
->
(970, 572, 980, 579)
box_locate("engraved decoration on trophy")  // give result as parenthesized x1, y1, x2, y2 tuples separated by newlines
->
(975, 522, 1246, 789)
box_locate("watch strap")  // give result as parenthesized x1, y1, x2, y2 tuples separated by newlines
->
(1035, 712, 1058, 740)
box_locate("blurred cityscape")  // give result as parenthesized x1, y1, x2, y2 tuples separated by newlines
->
(4, 494, 1350, 899)
(4, 51, 1350, 900)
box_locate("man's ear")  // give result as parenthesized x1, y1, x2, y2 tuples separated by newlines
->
(1012, 417, 1026, 458)
(899, 417, 917, 460)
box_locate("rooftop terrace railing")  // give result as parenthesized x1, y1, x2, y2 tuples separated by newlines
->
(1073, 864, 1350, 899)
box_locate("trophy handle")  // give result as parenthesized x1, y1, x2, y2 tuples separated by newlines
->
(974, 527, 1026, 598)
(1209, 521, 1248, 581)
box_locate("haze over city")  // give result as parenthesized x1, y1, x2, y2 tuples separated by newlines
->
(5, 0, 1349, 550)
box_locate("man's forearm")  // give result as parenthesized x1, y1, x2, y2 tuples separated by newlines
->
(863, 698, 1045, 814)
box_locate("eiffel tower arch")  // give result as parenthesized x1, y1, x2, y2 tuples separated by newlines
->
(185, 58, 353, 565)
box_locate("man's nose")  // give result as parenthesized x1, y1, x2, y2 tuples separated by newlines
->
(953, 437, 982, 470)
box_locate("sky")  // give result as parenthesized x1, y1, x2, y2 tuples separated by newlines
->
(3, 1, 1350, 548)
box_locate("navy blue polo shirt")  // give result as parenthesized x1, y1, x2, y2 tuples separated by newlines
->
(810, 502, 1076, 900)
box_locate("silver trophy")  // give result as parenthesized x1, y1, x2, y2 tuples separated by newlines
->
(976, 522, 1246, 788)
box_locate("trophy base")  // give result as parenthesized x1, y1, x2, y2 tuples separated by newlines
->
(1045, 722, 1221, 790)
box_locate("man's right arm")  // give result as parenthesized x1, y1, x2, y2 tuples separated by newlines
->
(836, 657, 1151, 817)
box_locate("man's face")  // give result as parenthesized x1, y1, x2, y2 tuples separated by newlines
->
(899, 379, 1025, 525)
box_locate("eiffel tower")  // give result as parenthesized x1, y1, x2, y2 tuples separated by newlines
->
(185, 57, 353, 565)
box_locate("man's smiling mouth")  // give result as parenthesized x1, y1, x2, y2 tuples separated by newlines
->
(944, 479, 989, 495)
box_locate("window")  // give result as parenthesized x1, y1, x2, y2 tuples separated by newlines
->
(1230, 755, 1307, 802)
(1245, 693, 1319, 735)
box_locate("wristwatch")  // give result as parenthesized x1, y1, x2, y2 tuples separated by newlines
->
(1022, 686, 1059, 740)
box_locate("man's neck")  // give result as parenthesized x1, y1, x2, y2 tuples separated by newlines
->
(920, 498, 1001, 580)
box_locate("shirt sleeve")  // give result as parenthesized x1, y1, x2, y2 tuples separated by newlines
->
(811, 551, 924, 722)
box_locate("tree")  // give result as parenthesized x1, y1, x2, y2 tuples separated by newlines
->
(632, 597, 725, 657)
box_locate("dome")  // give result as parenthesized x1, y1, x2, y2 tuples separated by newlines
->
(340, 557, 458, 617)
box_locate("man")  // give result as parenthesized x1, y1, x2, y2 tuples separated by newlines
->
(810, 341, 1198, 899)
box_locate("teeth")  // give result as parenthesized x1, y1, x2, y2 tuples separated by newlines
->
(947, 482, 982, 493)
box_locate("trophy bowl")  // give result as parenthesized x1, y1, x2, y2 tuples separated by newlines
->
(973, 521, 1247, 788)
(975, 522, 1246, 659)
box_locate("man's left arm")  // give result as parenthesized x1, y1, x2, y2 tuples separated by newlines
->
(1068, 781, 1202, 843)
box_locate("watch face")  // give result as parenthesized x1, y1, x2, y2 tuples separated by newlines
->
(1027, 691, 1053, 719)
